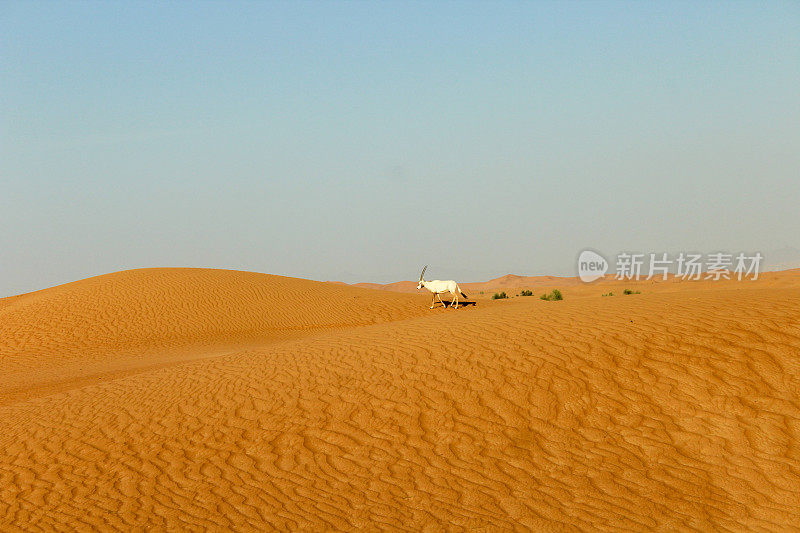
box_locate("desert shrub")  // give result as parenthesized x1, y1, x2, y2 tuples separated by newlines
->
(492, 291, 508, 300)
(520, 290, 533, 296)
(602, 292, 614, 297)
(623, 289, 641, 295)
(540, 289, 563, 301)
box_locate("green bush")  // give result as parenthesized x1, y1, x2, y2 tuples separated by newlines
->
(602, 292, 614, 297)
(492, 291, 508, 300)
(540, 289, 563, 301)
(623, 289, 641, 295)
(520, 290, 533, 297)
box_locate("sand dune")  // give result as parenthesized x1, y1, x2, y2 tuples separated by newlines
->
(1, 268, 799, 530)
(0, 268, 430, 404)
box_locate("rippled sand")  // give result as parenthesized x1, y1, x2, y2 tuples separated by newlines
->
(1, 268, 798, 530)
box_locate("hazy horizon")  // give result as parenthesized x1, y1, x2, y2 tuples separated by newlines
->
(2, 1, 798, 297)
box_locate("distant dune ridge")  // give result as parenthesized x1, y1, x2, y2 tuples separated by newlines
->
(348, 273, 581, 294)
(1, 267, 800, 530)
(343, 268, 800, 295)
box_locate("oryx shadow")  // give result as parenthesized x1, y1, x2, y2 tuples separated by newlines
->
(431, 300, 477, 308)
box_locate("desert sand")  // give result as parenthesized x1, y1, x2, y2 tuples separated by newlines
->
(1, 267, 799, 530)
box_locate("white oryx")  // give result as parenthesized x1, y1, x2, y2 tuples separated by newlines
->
(417, 265, 468, 309)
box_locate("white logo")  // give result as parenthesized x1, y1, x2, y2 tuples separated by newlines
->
(578, 250, 608, 282)
(576, 249, 763, 282)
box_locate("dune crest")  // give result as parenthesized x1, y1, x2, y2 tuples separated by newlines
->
(0, 268, 429, 403)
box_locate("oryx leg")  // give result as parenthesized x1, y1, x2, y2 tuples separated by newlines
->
(437, 293, 446, 308)
(444, 292, 454, 309)
(430, 293, 436, 309)
(452, 290, 459, 309)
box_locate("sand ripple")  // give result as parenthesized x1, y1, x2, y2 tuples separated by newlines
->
(1, 269, 799, 530)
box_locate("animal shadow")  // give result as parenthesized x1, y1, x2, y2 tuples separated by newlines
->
(433, 300, 476, 308)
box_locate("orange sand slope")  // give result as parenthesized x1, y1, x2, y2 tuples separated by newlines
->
(2, 268, 800, 530)
(0, 269, 430, 403)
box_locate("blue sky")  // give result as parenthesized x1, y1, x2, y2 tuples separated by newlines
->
(2, 1, 798, 295)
